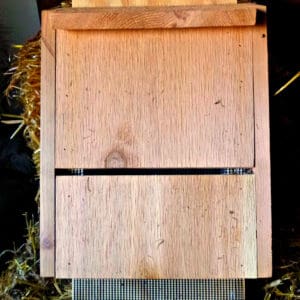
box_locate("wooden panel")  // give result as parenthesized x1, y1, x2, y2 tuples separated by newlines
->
(40, 10, 56, 277)
(252, 24, 272, 277)
(48, 4, 257, 29)
(55, 27, 254, 169)
(56, 175, 257, 278)
(72, 0, 237, 7)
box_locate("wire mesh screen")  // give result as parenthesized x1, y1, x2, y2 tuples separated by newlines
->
(73, 279, 245, 300)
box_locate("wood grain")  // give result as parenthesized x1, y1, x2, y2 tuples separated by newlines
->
(48, 4, 257, 29)
(56, 175, 257, 278)
(73, 0, 237, 7)
(55, 27, 254, 169)
(252, 24, 272, 277)
(40, 10, 56, 277)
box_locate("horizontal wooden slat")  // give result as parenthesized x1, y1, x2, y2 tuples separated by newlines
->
(55, 27, 254, 169)
(72, 0, 237, 8)
(48, 4, 259, 29)
(56, 175, 257, 278)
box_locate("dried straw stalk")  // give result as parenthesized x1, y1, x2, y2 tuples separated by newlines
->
(1, 1, 72, 298)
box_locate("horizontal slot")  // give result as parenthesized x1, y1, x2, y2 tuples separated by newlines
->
(55, 168, 253, 176)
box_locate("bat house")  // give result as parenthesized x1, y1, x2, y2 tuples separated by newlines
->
(40, 3, 271, 279)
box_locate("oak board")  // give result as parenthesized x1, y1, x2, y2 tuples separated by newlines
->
(252, 24, 272, 277)
(55, 27, 254, 169)
(40, 11, 56, 277)
(47, 4, 258, 29)
(56, 175, 257, 278)
(72, 0, 237, 7)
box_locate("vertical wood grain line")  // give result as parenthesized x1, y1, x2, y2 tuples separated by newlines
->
(53, 29, 57, 279)
(251, 28, 256, 168)
(252, 23, 272, 277)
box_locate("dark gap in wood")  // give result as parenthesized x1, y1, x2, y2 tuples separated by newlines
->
(55, 168, 253, 176)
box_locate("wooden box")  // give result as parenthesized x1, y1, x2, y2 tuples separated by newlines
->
(41, 4, 271, 279)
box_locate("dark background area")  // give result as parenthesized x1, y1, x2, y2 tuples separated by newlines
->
(0, 0, 39, 270)
(269, 0, 300, 266)
(246, 0, 300, 297)
(1, 0, 300, 297)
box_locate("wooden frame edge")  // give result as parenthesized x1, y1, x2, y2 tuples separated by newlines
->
(46, 3, 260, 30)
(253, 23, 272, 277)
(72, 0, 239, 8)
(40, 10, 56, 277)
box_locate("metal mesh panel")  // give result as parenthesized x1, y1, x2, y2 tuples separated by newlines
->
(73, 279, 245, 300)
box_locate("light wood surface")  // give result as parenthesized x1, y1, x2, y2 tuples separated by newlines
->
(48, 4, 257, 29)
(56, 175, 257, 278)
(40, 10, 56, 277)
(252, 24, 272, 277)
(73, 0, 237, 7)
(55, 27, 254, 169)
(41, 6, 270, 279)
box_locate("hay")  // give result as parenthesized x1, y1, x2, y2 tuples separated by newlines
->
(274, 71, 300, 96)
(0, 1, 73, 298)
(0, 216, 71, 299)
(1, 0, 73, 188)
(265, 69, 300, 299)
(2, 33, 41, 183)
(264, 262, 300, 299)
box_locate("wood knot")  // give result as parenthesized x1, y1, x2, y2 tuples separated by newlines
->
(105, 150, 127, 168)
(138, 256, 160, 279)
(41, 237, 53, 250)
(173, 9, 190, 22)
